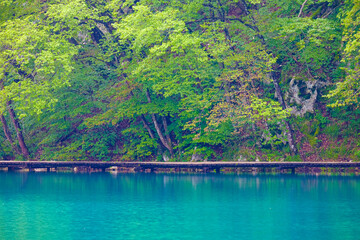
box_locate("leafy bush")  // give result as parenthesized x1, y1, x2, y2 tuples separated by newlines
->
(285, 155, 302, 162)
(323, 124, 341, 139)
(320, 142, 351, 160)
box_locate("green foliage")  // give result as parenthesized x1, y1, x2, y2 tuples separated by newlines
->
(323, 124, 341, 139)
(320, 141, 352, 160)
(326, 0, 360, 107)
(121, 123, 158, 161)
(285, 154, 302, 162)
(314, 112, 329, 127)
(297, 116, 321, 148)
(0, 0, 358, 162)
(260, 148, 285, 162)
(354, 150, 360, 162)
(0, 2, 78, 116)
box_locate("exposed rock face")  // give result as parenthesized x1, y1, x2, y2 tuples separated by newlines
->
(285, 77, 329, 116)
(162, 153, 170, 162)
(238, 155, 247, 162)
(191, 153, 204, 162)
(191, 147, 205, 162)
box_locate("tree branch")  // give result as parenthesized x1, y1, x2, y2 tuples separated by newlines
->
(298, 0, 308, 18)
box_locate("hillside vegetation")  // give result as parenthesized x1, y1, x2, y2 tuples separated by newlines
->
(0, 0, 359, 162)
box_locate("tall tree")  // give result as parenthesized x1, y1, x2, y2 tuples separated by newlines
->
(0, 0, 78, 158)
(327, 0, 360, 107)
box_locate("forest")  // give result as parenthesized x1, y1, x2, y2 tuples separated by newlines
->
(0, 0, 359, 162)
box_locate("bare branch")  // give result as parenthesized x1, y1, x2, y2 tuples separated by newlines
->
(298, 0, 308, 18)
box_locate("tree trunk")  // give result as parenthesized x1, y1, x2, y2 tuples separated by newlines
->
(239, 0, 298, 155)
(7, 103, 30, 159)
(140, 115, 155, 139)
(0, 114, 21, 156)
(146, 89, 174, 157)
(127, 85, 165, 157)
(150, 113, 173, 156)
(272, 75, 298, 155)
(162, 116, 174, 156)
(140, 114, 164, 158)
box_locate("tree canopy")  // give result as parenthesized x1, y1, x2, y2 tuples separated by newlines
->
(0, 0, 359, 162)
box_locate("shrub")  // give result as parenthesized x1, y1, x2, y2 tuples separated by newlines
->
(285, 155, 302, 162)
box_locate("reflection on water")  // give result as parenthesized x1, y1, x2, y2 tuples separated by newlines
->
(0, 172, 359, 240)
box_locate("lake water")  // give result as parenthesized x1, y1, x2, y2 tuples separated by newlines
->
(0, 172, 359, 240)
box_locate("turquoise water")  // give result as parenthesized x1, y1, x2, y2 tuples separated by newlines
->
(0, 172, 359, 240)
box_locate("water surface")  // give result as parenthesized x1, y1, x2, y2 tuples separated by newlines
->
(0, 172, 359, 240)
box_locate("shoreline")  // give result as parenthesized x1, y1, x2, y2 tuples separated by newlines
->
(0, 161, 359, 174)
